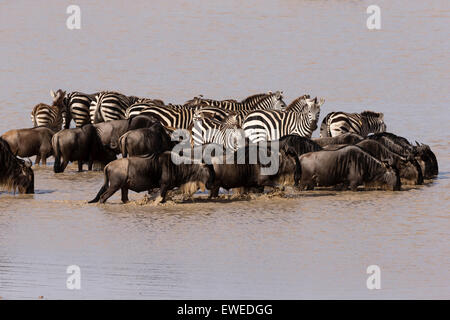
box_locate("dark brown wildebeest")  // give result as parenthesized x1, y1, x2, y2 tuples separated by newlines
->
(367, 132, 438, 179)
(88, 151, 215, 204)
(2, 127, 55, 165)
(94, 115, 159, 154)
(297, 145, 401, 191)
(0, 137, 34, 194)
(355, 140, 423, 185)
(119, 122, 175, 157)
(312, 133, 363, 147)
(277, 135, 323, 155)
(206, 144, 301, 198)
(321, 140, 423, 185)
(52, 124, 116, 173)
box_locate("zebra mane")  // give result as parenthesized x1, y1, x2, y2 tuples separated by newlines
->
(240, 92, 270, 103)
(361, 111, 383, 119)
(285, 95, 311, 112)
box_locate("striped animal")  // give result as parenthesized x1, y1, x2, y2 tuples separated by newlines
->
(243, 96, 324, 143)
(125, 99, 166, 119)
(190, 112, 244, 151)
(89, 91, 141, 123)
(319, 111, 386, 138)
(51, 90, 100, 128)
(31, 101, 64, 132)
(185, 91, 286, 111)
(139, 104, 196, 130)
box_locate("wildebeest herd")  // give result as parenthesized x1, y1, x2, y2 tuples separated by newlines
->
(0, 89, 438, 204)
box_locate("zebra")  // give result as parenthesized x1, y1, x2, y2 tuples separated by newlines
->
(139, 104, 197, 130)
(190, 112, 245, 151)
(50, 90, 101, 128)
(319, 111, 386, 138)
(243, 95, 324, 143)
(191, 92, 290, 128)
(30, 102, 64, 132)
(89, 91, 141, 123)
(185, 91, 286, 111)
(125, 99, 166, 119)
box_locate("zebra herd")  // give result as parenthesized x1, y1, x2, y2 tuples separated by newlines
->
(30, 89, 389, 148)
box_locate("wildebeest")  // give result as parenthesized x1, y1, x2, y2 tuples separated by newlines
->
(367, 132, 438, 179)
(52, 124, 116, 173)
(278, 135, 323, 155)
(88, 152, 215, 204)
(2, 127, 55, 165)
(355, 140, 423, 185)
(312, 133, 364, 147)
(119, 122, 175, 157)
(94, 115, 159, 154)
(207, 144, 301, 198)
(297, 146, 401, 191)
(0, 137, 34, 194)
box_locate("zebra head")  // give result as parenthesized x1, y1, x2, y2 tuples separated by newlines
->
(267, 91, 286, 110)
(306, 97, 324, 131)
(50, 89, 70, 128)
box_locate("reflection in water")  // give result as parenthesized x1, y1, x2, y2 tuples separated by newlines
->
(0, 0, 449, 299)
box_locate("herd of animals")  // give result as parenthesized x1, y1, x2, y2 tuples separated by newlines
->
(0, 89, 439, 204)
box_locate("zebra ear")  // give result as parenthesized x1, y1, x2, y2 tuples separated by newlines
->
(50, 90, 56, 99)
(275, 91, 281, 98)
(379, 112, 384, 120)
(319, 98, 325, 106)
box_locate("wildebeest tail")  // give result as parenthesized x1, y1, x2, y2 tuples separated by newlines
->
(119, 133, 128, 157)
(52, 134, 62, 173)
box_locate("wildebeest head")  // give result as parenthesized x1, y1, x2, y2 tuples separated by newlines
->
(17, 159, 34, 194)
(380, 159, 401, 191)
(396, 157, 423, 185)
(414, 142, 438, 178)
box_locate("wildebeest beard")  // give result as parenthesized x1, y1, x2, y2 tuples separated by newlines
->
(0, 138, 34, 194)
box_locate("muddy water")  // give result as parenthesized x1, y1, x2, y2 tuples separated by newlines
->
(0, 0, 449, 299)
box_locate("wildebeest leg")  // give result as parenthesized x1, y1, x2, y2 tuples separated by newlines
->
(42, 154, 47, 166)
(61, 160, 69, 172)
(158, 185, 169, 203)
(121, 188, 129, 203)
(349, 181, 359, 191)
(209, 186, 219, 199)
(98, 186, 120, 204)
(78, 160, 83, 172)
(35, 154, 41, 165)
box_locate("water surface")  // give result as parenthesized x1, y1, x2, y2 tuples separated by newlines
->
(0, 0, 449, 299)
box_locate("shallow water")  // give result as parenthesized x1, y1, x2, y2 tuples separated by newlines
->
(0, 0, 449, 299)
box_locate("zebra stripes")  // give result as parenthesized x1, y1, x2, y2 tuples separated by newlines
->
(139, 104, 196, 130)
(31, 103, 64, 132)
(186, 91, 286, 111)
(190, 112, 244, 150)
(61, 91, 100, 128)
(319, 111, 386, 137)
(125, 99, 166, 119)
(243, 96, 324, 143)
(89, 91, 141, 123)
